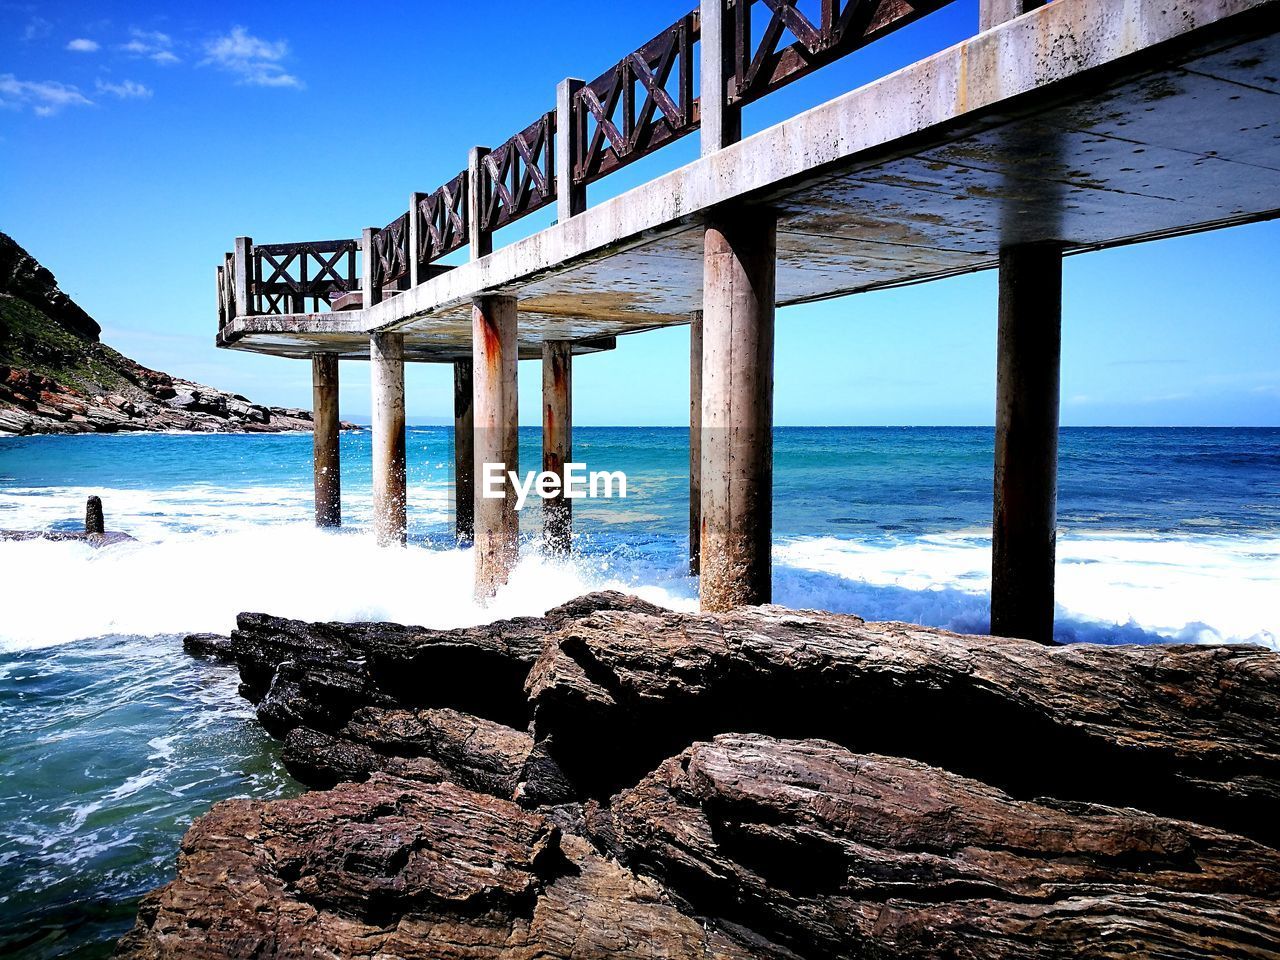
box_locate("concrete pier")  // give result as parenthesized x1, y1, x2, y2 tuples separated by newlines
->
(689, 310, 703, 576)
(370, 333, 406, 546)
(473, 295, 519, 598)
(453, 359, 475, 543)
(700, 213, 776, 612)
(311, 354, 341, 527)
(542, 341, 572, 554)
(991, 243, 1062, 644)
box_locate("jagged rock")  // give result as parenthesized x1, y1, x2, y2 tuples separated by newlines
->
(280, 706, 536, 797)
(523, 605, 1280, 845)
(223, 591, 666, 733)
(592, 734, 1280, 960)
(114, 775, 779, 960)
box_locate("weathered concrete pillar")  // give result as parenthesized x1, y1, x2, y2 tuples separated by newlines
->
(991, 243, 1062, 644)
(473, 295, 518, 598)
(370, 333, 406, 546)
(689, 310, 703, 576)
(542, 341, 572, 554)
(312, 353, 342, 528)
(453, 359, 475, 543)
(700, 212, 776, 612)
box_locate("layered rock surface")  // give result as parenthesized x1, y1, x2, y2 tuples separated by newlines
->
(120, 594, 1280, 958)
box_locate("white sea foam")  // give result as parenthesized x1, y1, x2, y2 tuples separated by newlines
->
(1, 485, 1276, 651)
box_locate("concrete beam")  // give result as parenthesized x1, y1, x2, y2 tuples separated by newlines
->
(473, 295, 519, 598)
(370, 332, 406, 546)
(542, 341, 572, 554)
(454, 359, 475, 544)
(700, 212, 777, 612)
(991, 243, 1062, 644)
(311, 353, 341, 528)
(689, 309, 703, 576)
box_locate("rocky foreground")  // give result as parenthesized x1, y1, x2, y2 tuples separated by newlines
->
(118, 594, 1280, 959)
(1, 232, 354, 434)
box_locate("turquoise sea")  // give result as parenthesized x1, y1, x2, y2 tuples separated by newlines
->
(1, 426, 1278, 957)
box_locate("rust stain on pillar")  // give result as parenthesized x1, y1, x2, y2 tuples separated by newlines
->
(312, 353, 341, 528)
(700, 211, 777, 612)
(542, 341, 572, 554)
(371, 332, 406, 546)
(473, 295, 519, 599)
(453, 360, 475, 543)
(991, 242, 1062, 645)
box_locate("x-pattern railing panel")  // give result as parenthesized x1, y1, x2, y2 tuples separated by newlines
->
(729, 0, 944, 105)
(372, 213, 410, 288)
(252, 239, 360, 314)
(417, 171, 469, 265)
(481, 113, 556, 233)
(572, 12, 699, 186)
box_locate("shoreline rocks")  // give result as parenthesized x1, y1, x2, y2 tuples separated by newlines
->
(120, 594, 1280, 958)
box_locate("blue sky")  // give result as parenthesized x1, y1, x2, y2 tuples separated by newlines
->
(2, 0, 1277, 426)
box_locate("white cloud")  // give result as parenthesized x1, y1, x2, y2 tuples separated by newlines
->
(121, 28, 180, 65)
(203, 26, 302, 89)
(0, 74, 93, 116)
(95, 78, 152, 99)
(66, 38, 101, 53)
(23, 17, 52, 42)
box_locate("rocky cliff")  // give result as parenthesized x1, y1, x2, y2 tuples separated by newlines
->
(117, 593, 1280, 959)
(0, 232, 351, 435)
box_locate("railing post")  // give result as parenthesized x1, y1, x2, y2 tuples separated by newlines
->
(408, 194, 424, 287)
(234, 236, 254, 317)
(361, 227, 381, 308)
(556, 79, 586, 222)
(468, 146, 493, 258)
(700, 0, 740, 154)
(980, 0, 1046, 31)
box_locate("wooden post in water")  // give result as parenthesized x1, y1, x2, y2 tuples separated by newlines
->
(542, 341, 572, 554)
(700, 211, 776, 612)
(689, 310, 703, 576)
(454, 359, 475, 543)
(311, 354, 341, 528)
(991, 243, 1062, 644)
(85, 496, 104, 535)
(473, 295, 518, 598)
(371, 333, 406, 546)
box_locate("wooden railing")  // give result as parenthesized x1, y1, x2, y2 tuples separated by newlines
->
(220, 0, 955, 320)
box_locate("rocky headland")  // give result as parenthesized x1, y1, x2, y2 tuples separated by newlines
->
(0, 232, 355, 434)
(117, 593, 1280, 959)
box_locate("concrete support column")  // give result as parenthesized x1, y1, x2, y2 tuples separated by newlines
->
(700, 212, 776, 612)
(453, 359, 475, 543)
(689, 310, 703, 576)
(991, 243, 1062, 644)
(542, 341, 572, 554)
(473, 295, 519, 598)
(311, 353, 342, 528)
(370, 333, 406, 546)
